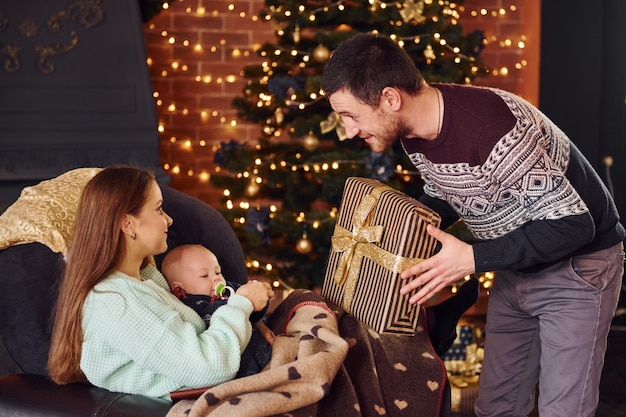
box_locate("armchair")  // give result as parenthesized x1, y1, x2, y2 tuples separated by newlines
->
(0, 169, 452, 417)
(0, 171, 248, 417)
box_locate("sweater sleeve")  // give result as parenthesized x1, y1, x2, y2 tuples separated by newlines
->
(81, 267, 253, 397)
(472, 213, 595, 273)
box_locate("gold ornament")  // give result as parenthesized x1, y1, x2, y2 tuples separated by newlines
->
(293, 24, 301, 44)
(274, 107, 284, 125)
(296, 234, 313, 254)
(302, 131, 320, 151)
(312, 45, 331, 62)
(245, 180, 260, 197)
(336, 24, 352, 32)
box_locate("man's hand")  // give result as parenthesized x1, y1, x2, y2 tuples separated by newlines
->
(400, 224, 475, 304)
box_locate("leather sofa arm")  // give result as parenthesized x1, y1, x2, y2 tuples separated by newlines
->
(0, 374, 171, 417)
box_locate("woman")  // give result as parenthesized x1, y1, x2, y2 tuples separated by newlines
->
(48, 165, 273, 398)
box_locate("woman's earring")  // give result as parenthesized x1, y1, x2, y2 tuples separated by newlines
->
(131, 233, 136, 240)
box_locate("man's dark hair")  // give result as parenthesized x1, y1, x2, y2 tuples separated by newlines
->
(321, 33, 424, 107)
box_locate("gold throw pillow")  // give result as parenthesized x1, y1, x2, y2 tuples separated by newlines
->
(0, 168, 102, 255)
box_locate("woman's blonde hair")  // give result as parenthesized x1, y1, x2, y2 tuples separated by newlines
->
(48, 165, 154, 384)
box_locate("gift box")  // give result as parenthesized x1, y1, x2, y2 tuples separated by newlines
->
(447, 342, 483, 415)
(450, 381, 480, 415)
(321, 177, 441, 335)
(442, 325, 475, 361)
(444, 322, 484, 414)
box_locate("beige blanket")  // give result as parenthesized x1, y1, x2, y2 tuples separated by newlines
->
(168, 289, 447, 417)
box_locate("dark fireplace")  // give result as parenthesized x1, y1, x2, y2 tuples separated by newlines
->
(0, 0, 162, 211)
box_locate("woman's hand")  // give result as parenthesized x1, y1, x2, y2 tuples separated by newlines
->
(400, 224, 475, 305)
(236, 280, 274, 311)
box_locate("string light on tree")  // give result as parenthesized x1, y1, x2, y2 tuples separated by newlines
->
(460, 4, 527, 78)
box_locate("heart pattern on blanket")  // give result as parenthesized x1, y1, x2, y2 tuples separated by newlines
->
(427, 380, 439, 391)
(394, 399, 409, 410)
(393, 362, 407, 372)
(288, 366, 302, 380)
(204, 392, 219, 406)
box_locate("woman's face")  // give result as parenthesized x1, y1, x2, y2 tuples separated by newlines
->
(131, 181, 173, 256)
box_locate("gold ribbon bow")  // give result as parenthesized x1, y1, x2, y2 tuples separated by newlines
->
(399, 0, 426, 24)
(331, 186, 425, 313)
(320, 111, 348, 141)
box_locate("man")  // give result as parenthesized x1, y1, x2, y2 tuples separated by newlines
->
(321, 33, 625, 417)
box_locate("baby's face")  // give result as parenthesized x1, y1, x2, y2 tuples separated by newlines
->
(179, 249, 226, 296)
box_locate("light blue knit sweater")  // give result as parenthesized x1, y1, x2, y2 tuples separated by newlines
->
(80, 264, 253, 399)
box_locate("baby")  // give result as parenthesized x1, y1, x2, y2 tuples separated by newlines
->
(162, 244, 274, 378)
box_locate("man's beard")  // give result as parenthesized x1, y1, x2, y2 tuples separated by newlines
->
(374, 112, 412, 152)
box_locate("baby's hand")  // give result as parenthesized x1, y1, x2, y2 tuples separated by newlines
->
(255, 322, 275, 346)
(236, 280, 274, 312)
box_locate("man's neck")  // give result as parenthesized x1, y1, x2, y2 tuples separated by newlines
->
(402, 84, 442, 141)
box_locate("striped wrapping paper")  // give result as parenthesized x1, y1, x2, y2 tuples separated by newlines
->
(322, 177, 441, 335)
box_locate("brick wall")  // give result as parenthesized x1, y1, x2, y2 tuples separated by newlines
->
(143, 0, 540, 205)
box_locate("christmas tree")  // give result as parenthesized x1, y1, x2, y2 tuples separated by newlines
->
(210, 0, 488, 290)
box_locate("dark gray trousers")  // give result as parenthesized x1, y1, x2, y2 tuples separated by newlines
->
(475, 243, 624, 417)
